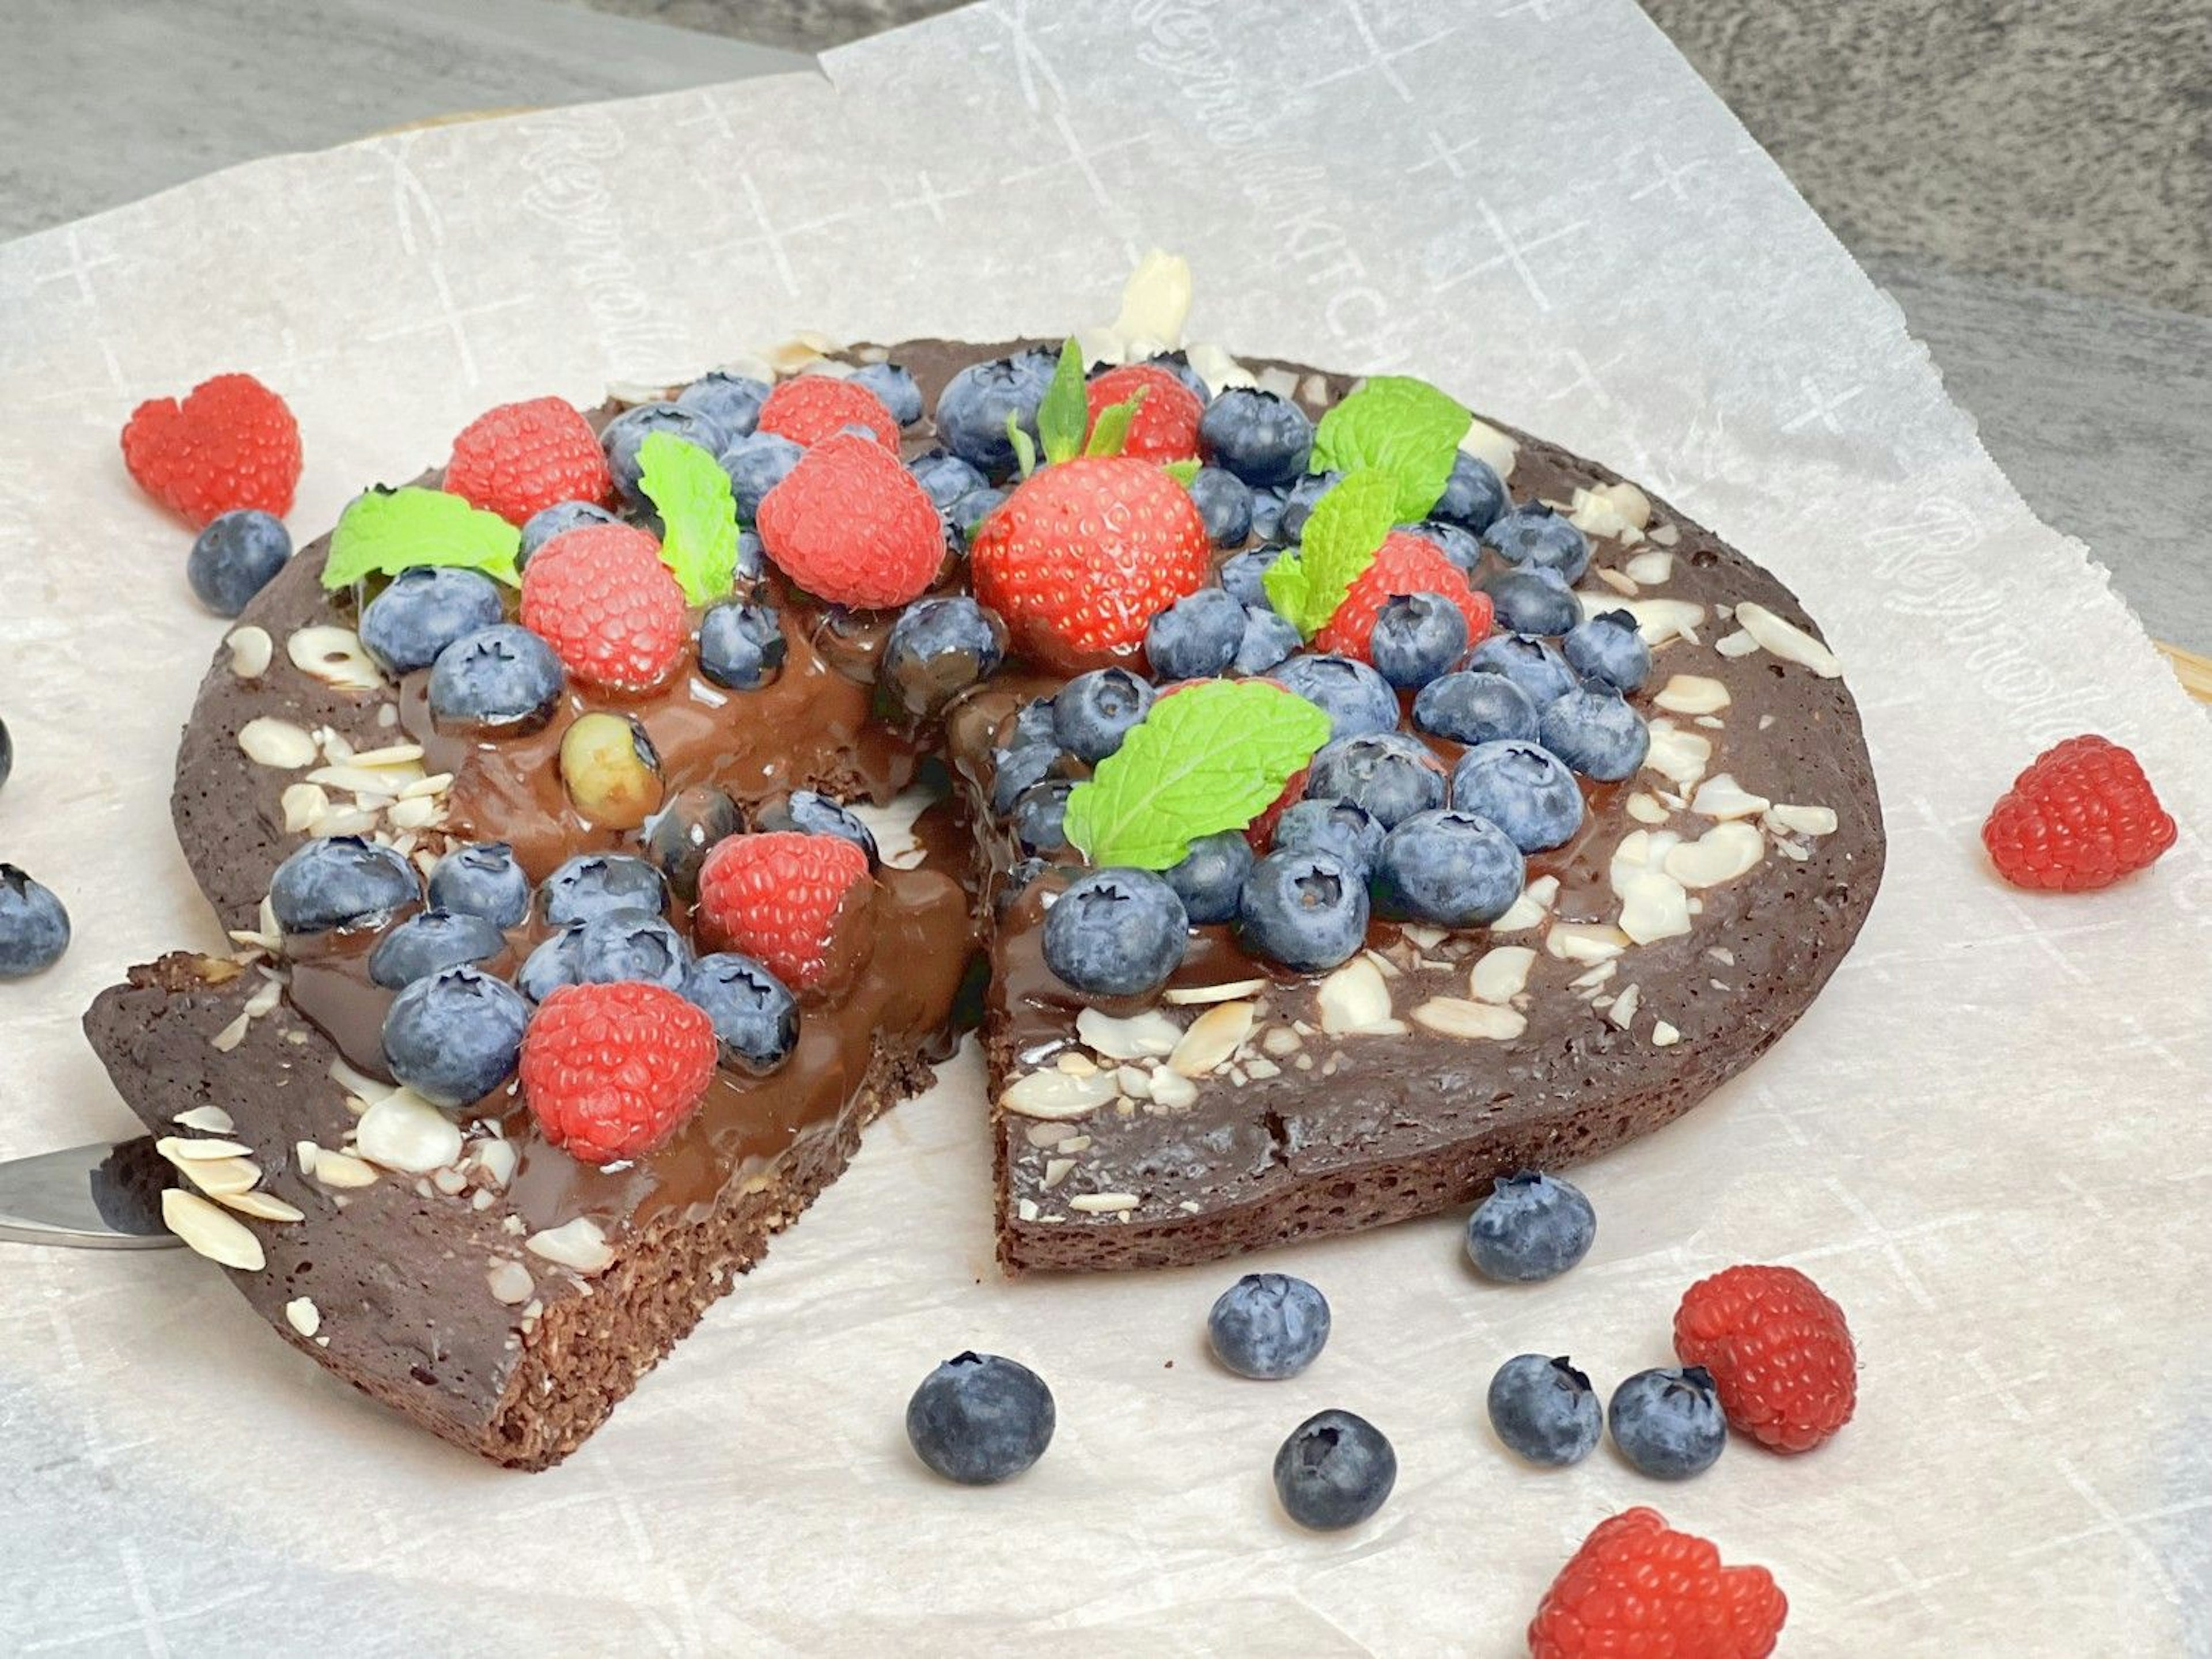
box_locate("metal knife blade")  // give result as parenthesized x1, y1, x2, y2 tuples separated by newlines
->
(0, 1136, 181, 1249)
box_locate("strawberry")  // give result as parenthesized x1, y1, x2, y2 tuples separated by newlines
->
(1673, 1264, 1857, 1452)
(521, 982, 719, 1164)
(694, 831, 873, 991)
(1312, 530, 1492, 663)
(1086, 363, 1202, 461)
(755, 376, 900, 452)
(754, 433, 945, 609)
(1529, 1507, 1787, 1659)
(445, 396, 612, 525)
(1981, 733, 2176, 892)
(520, 522, 687, 691)
(969, 456, 1211, 675)
(120, 372, 301, 527)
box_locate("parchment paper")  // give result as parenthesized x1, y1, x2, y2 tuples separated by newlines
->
(3, 2, 2209, 1653)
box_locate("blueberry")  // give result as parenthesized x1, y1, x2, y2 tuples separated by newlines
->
(1372, 808, 1524, 927)
(367, 908, 506, 990)
(642, 786, 744, 902)
(1271, 798, 1385, 878)
(1413, 669, 1541, 746)
(1003, 696, 1059, 751)
(1247, 487, 1287, 542)
(1279, 469, 1340, 540)
(1563, 608, 1652, 693)
(268, 835, 419, 935)
(733, 528, 767, 588)
(1145, 588, 1246, 680)
(1236, 849, 1369, 971)
(718, 431, 804, 520)
(1403, 518, 1483, 575)
(1465, 633, 1576, 709)
(540, 853, 666, 926)
(0, 864, 70, 978)
(516, 923, 584, 1003)
(1273, 1410, 1396, 1531)
(427, 624, 564, 729)
(1188, 465, 1253, 547)
(906, 1351, 1056, 1486)
(1450, 741, 1586, 853)
(933, 349, 1058, 478)
(1052, 668, 1154, 763)
(850, 361, 923, 426)
(698, 600, 787, 691)
(1274, 654, 1398, 740)
(1465, 1170, 1596, 1282)
(996, 856, 1051, 916)
(0, 716, 10, 795)
(1482, 566, 1580, 637)
(754, 790, 880, 868)
(880, 596, 1007, 720)
(908, 448, 989, 513)
(1487, 1354, 1603, 1468)
(1218, 544, 1285, 609)
(519, 499, 617, 565)
(186, 509, 290, 617)
(1483, 502, 1590, 583)
(1209, 1272, 1330, 1379)
(1197, 388, 1313, 488)
(1009, 780, 1074, 855)
(1369, 592, 1470, 688)
(675, 370, 769, 438)
(358, 566, 505, 675)
(1232, 607, 1302, 676)
(1431, 452, 1508, 535)
(574, 906, 691, 990)
(602, 403, 729, 506)
(1305, 732, 1447, 830)
(1609, 1366, 1727, 1480)
(1540, 685, 1650, 781)
(1161, 828, 1255, 925)
(1041, 868, 1188, 997)
(379, 964, 529, 1108)
(1143, 350, 1211, 402)
(988, 742, 1077, 818)
(681, 952, 799, 1074)
(947, 486, 1006, 543)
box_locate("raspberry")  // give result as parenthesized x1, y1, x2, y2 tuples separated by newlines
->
(755, 376, 900, 452)
(1245, 764, 1310, 853)
(520, 982, 719, 1164)
(1086, 363, 1203, 461)
(1981, 733, 2176, 892)
(445, 396, 612, 525)
(1313, 531, 1493, 664)
(519, 522, 687, 691)
(1673, 1264, 1857, 1452)
(120, 372, 301, 528)
(755, 433, 945, 608)
(1529, 1507, 1787, 1659)
(694, 831, 873, 991)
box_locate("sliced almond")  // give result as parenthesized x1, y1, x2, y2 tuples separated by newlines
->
(487, 1260, 535, 1305)
(284, 1297, 321, 1336)
(1652, 1020, 1683, 1048)
(1167, 1001, 1256, 1078)
(287, 626, 387, 692)
(1162, 977, 1270, 1006)
(1000, 1068, 1117, 1121)
(308, 1149, 380, 1190)
(1074, 1006, 1181, 1060)
(156, 1135, 253, 1162)
(162, 1188, 265, 1271)
(1460, 415, 1518, 480)
(1469, 946, 1536, 1004)
(238, 717, 319, 770)
(474, 1137, 518, 1190)
(1615, 596, 1706, 646)
(1653, 675, 1730, 715)
(355, 1089, 463, 1173)
(226, 626, 274, 679)
(1733, 603, 1842, 677)
(1642, 719, 1713, 788)
(1623, 549, 1675, 586)
(1626, 791, 1670, 825)
(1148, 1069, 1200, 1109)
(1069, 1192, 1140, 1215)
(1411, 997, 1527, 1041)
(1608, 983, 1643, 1029)
(216, 1189, 306, 1223)
(1545, 922, 1631, 963)
(1767, 802, 1838, 837)
(1041, 1157, 1074, 1190)
(1714, 628, 1760, 658)
(1690, 774, 1771, 821)
(1665, 822, 1765, 888)
(279, 783, 329, 834)
(173, 1105, 236, 1135)
(1316, 957, 1392, 1035)
(525, 1216, 613, 1275)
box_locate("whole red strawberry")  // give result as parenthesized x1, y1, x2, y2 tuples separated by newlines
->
(1982, 733, 2175, 892)
(1313, 530, 1493, 663)
(694, 831, 873, 991)
(120, 372, 301, 527)
(1529, 1507, 1787, 1659)
(520, 522, 687, 691)
(970, 456, 1211, 675)
(1673, 1264, 1857, 1452)
(521, 981, 719, 1164)
(1086, 363, 1202, 461)
(755, 432, 945, 608)
(756, 375, 900, 452)
(445, 396, 612, 525)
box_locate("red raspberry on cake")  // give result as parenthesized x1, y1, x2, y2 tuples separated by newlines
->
(120, 372, 301, 527)
(444, 395, 612, 525)
(755, 375, 900, 452)
(521, 982, 719, 1164)
(1312, 529, 1493, 663)
(1086, 363, 1202, 461)
(520, 521, 687, 691)
(1529, 1507, 1787, 1659)
(755, 432, 945, 608)
(1673, 1263, 1857, 1452)
(1981, 733, 2176, 892)
(695, 831, 873, 991)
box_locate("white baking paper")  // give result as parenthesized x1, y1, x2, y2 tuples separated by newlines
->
(2, 2, 2209, 1652)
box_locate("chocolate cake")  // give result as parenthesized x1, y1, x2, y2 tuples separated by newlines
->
(86, 288, 1883, 1467)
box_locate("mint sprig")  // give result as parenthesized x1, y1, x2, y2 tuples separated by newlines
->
(1260, 468, 1399, 638)
(637, 430, 739, 607)
(321, 486, 521, 592)
(1310, 374, 1469, 522)
(1062, 680, 1332, 870)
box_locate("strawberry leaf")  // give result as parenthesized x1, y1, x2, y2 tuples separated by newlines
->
(1084, 391, 1145, 457)
(1260, 468, 1398, 638)
(1005, 412, 1039, 479)
(1034, 338, 1088, 465)
(1062, 680, 1331, 870)
(1161, 459, 1202, 488)
(321, 486, 520, 591)
(636, 431, 740, 607)
(1310, 374, 1469, 522)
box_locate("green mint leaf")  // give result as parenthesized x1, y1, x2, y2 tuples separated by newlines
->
(1062, 680, 1332, 870)
(1310, 374, 1469, 522)
(637, 431, 739, 607)
(321, 486, 521, 592)
(1259, 468, 1399, 638)
(1006, 412, 1038, 479)
(1084, 391, 1145, 457)
(1161, 459, 1202, 488)
(1035, 338, 1088, 465)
